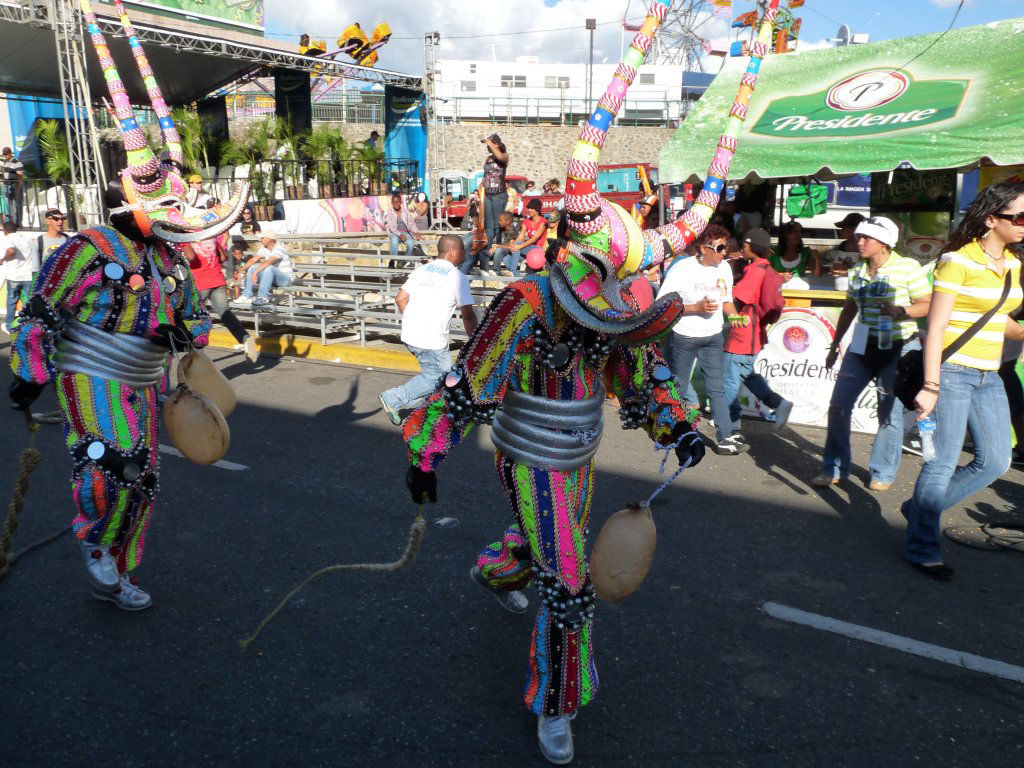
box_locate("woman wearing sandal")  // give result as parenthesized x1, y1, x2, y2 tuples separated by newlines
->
(903, 183, 1024, 579)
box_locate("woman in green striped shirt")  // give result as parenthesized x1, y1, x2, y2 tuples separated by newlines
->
(813, 217, 931, 491)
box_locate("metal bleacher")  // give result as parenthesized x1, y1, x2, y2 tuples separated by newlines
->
(229, 231, 516, 347)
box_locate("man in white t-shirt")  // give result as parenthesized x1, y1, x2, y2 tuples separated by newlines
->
(379, 234, 478, 425)
(234, 229, 294, 307)
(1, 221, 33, 333)
(657, 224, 747, 455)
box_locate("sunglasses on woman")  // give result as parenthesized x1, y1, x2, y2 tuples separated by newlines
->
(703, 242, 728, 253)
(993, 211, 1024, 226)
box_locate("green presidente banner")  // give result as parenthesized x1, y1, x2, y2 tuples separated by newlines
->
(124, 0, 264, 33)
(660, 18, 1024, 182)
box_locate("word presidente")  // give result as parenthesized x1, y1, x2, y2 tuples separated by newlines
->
(769, 109, 938, 132)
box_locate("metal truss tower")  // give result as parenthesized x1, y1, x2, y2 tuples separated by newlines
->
(422, 31, 451, 225)
(51, 0, 106, 223)
(649, 0, 715, 72)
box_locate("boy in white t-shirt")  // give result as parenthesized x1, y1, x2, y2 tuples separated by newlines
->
(657, 224, 746, 455)
(1, 221, 33, 332)
(379, 234, 478, 424)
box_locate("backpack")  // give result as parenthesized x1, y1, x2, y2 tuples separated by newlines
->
(755, 263, 786, 326)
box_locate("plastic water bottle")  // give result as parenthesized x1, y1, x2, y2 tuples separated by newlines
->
(877, 314, 893, 350)
(918, 417, 936, 462)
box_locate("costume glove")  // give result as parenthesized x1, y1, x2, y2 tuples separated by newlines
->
(672, 421, 705, 469)
(406, 466, 438, 504)
(151, 323, 194, 351)
(9, 378, 44, 411)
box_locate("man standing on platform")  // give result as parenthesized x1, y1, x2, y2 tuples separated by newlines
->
(379, 234, 477, 425)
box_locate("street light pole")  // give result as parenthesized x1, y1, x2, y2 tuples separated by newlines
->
(586, 18, 596, 116)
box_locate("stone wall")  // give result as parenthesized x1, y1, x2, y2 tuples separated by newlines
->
(225, 120, 674, 186)
(434, 123, 675, 185)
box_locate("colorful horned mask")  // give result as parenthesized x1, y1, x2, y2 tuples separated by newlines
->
(556, 0, 782, 343)
(81, 0, 249, 243)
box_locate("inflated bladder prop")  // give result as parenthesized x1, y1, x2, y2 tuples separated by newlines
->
(590, 502, 657, 602)
(179, 350, 236, 417)
(162, 385, 230, 465)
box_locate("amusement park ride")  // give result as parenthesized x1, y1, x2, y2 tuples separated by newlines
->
(299, 21, 393, 67)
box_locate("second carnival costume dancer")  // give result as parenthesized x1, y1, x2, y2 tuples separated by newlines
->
(7, 0, 248, 610)
(399, 1, 784, 762)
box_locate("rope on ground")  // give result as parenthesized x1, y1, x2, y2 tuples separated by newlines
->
(0, 412, 43, 580)
(239, 513, 428, 651)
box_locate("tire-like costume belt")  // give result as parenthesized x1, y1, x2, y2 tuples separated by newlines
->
(491, 389, 604, 471)
(54, 318, 167, 389)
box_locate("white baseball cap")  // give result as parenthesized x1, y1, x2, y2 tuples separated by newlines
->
(854, 216, 899, 248)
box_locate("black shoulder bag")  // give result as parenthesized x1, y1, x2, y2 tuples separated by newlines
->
(894, 270, 1012, 410)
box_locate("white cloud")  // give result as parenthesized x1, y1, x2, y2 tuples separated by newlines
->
(264, 0, 733, 75)
(793, 37, 836, 53)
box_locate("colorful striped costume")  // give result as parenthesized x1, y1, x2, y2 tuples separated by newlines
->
(403, 274, 694, 716)
(10, 226, 210, 573)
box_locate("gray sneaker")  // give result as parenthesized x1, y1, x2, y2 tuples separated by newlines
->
(470, 566, 529, 614)
(772, 399, 793, 431)
(537, 714, 574, 765)
(93, 573, 152, 611)
(80, 540, 119, 591)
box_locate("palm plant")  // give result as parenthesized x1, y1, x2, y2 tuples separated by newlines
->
(352, 143, 386, 195)
(301, 126, 351, 197)
(220, 119, 274, 208)
(34, 119, 72, 182)
(171, 107, 210, 175)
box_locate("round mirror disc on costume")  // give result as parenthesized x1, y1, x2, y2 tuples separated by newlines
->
(86, 441, 106, 461)
(652, 364, 672, 382)
(444, 368, 463, 388)
(128, 274, 146, 292)
(163, 276, 177, 294)
(550, 343, 571, 368)
(103, 263, 125, 280)
(173, 264, 189, 282)
(122, 463, 142, 482)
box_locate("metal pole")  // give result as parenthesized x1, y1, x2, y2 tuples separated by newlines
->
(586, 18, 596, 116)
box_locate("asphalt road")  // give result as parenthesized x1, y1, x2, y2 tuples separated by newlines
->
(1, 345, 1022, 768)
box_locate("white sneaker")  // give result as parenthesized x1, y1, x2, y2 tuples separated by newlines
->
(772, 399, 793, 431)
(243, 335, 259, 363)
(0, 322, 8, 334)
(232, 296, 253, 307)
(470, 565, 529, 614)
(537, 714, 574, 765)
(93, 573, 152, 611)
(251, 296, 270, 307)
(80, 540, 119, 591)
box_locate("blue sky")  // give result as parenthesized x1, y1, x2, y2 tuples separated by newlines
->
(262, 1, 1024, 74)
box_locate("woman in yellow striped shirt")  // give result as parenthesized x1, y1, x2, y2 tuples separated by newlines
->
(904, 183, 1024, 579)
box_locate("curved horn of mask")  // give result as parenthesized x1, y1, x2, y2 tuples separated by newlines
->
(80, 0, 248, 240)
(557, 0, 782, 342)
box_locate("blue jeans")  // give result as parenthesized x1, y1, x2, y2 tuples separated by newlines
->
(390, 232, 416, 257)
(5, 279, 31, 324)
(903, 363, 1012, 564)
(380, 345, 452, 412)
(491, 245, 521, 273)
(669, 333, 731, 443)
(243, 265, 293, 298)
(821, 349, 903, 484)
(723, 352, 783, 434)
(484, 191, 508, 250)
(459, 233, 490, 274)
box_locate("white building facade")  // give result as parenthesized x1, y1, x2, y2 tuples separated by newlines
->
(433, 57, 688, 125)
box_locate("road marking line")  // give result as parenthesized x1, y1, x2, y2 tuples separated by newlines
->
(158, 444, 250, 471)
(761, 601, 1024, 685)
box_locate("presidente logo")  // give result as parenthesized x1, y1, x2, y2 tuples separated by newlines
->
(751, 68, 970, 138)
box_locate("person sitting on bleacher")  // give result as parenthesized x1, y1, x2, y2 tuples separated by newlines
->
(233, 228, 294, 307)
(383, 192, 422, 260)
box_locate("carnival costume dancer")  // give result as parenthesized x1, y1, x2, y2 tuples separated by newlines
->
(400, 1, 782, 762)
(7, 0, 248, 610)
